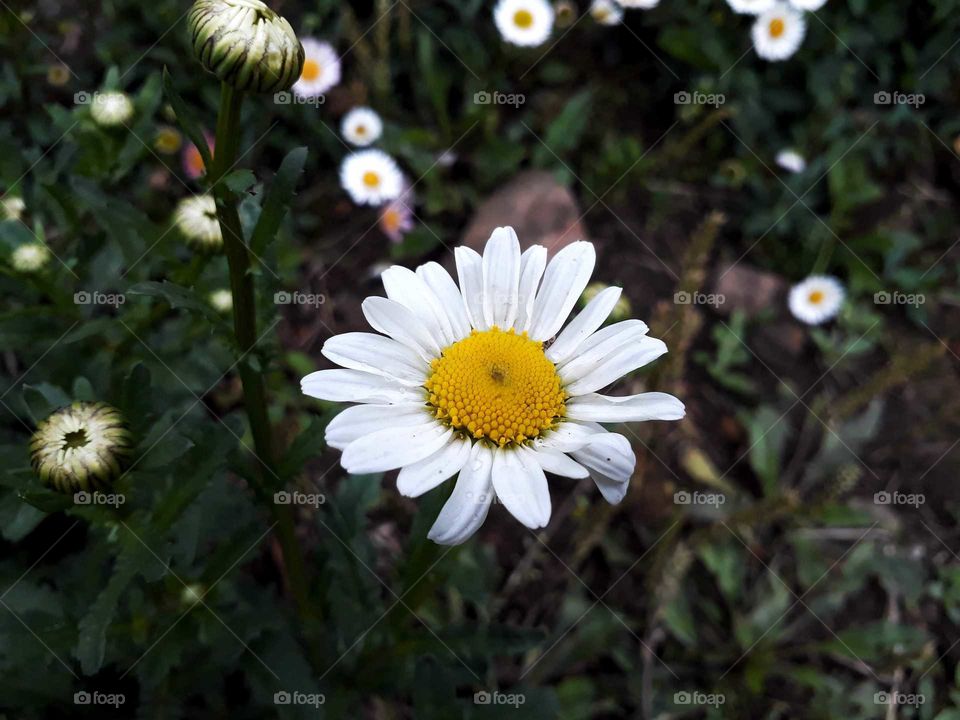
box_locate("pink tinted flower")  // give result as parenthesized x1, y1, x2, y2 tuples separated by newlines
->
(182, 132, 214, 180)
(379, 189, 415, 243)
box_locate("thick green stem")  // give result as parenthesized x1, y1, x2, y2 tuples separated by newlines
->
(208, 82, 313, 626)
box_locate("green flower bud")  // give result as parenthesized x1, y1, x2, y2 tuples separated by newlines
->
(30, 402, 133, 493)
(187, 0, 304, 94)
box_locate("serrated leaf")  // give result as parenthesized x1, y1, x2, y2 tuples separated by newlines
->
(127, 280, 223, 324)
(249, 147, 307, 254)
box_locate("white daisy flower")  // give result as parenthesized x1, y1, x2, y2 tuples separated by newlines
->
(788, 275, 844, 325)
(341, 107, 383, 147)
(1, 195, 26, 221)
(90, 91, 134, 127)
(616, 0, 660, 8)
(173, 195, 222, 251)
(11, 243, 51, 272)
(591, 0, 624, 24)
(789, 0, 827, 9)
(775, 149, 806, 174)
(752, 3, 806, 61)
(340, 149, 404, 206)
(725, 0, 775, 14)
(302, 228, 685, 545)
(494, 0, 555, 47)
(292, 38, 341, 98)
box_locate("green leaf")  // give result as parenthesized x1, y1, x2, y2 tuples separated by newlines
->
(224, 169, 256, 194)
(127, 280, 223, 324)
(162, 67, 213, 172)
(249, 146, 307, 255)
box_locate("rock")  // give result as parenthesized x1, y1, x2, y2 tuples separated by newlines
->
(461, 170, 588, 254)
(713, 263, 786, 317)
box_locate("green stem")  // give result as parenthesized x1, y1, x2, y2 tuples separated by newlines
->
(207, 82, 313, 628)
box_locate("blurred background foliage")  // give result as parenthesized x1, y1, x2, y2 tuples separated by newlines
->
(0, 0, 959, 717)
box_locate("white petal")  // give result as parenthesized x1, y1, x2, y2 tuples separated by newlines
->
(532, 448, 589, 478)
(454, 246, 486, 330)
(321, 332, 427, 386)
(417, 262, 472, 341)
(396, 435, 472, 498)
(567, 392, 686, 423)
(326, 403, 428, 450)
(531, 422, 599, 453)
(428, 443, 494, 545)
(546, 286, 622, 364)
(557, 319, 649, 373)
(362, 296, 442, 361)
(563, 337, 668, 395)
(341, 421, 453, 474)
(571, 433, 636, 504)
(381, 266, 457, 346)
(527, 241, 596, 341)
(482, 227, 521, 329)
(302, 369, 422, 404)
(491, 447, 551, 529)
(514, 245, 547, 334)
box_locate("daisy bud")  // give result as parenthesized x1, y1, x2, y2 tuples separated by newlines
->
(30, 402, 133, 494)
(90, 91, 135, 127)
(173, 194, 223, 252)
(11, 243, 51, 273)
(187, 0, 304, 94)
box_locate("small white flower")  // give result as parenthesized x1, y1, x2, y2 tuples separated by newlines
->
(340, 149, 404, 206)
(752, 3, 806, 61)
(591, 0, 624, 24)
(1, 195, 26, 221)
(302, 227, 684, 545)
(494, 0, 555, 47)
(173, 195, 222, 251)
(776, 149, 806, 174)
(789, 0, 827, 9)
(208, 288, 234, 313)
(292, 38, 341, 98)
(11, 243, 51, 272)
(726, 0, 775, 14)
(90, 91, 134, 127)
(341, 107, 383, 147)
(788, 275, 844, 325)
(616, 0, 660, 8)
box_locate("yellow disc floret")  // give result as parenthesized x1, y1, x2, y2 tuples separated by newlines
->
(424, 327, 566, 447)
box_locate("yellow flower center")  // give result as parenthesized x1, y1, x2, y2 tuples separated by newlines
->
(301, 58, 321, 82)
(808, 290, 824, 304)
(382, 208, 400, 231)
(514, 9, 534, 28)
(363, 171, 381, 187)
(769, 18, 785, 38)
(424, 327, 566, 447)
(355, 124, 367, 136)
